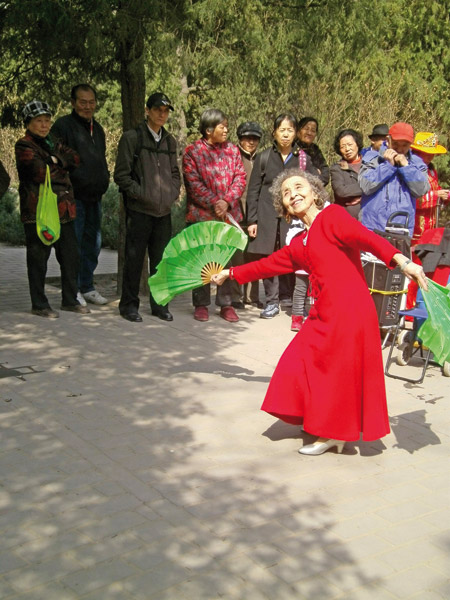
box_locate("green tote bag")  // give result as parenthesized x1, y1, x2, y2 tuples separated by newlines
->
(36, 164, 60, 245)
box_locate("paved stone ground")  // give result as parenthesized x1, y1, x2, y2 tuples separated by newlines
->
(0, 242, 449, 599)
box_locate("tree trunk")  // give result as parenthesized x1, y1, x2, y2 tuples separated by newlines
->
(117, 22, 146, 296)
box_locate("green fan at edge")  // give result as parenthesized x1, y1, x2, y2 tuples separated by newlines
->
(149, 221, 248, 306)
(418, 278, 450, 366)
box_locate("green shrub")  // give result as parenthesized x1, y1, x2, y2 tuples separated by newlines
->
(0, 188, 25, 245)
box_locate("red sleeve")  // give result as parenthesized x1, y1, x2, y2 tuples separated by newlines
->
(324, 205, 399, 267)
(232, 245, 297, 284)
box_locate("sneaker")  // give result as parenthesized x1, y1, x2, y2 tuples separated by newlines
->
(83, 290, 108, 305)
(76, 292, 87, 307)
(220, 306, 239, 322)
(194, 306, 209, 321)
(291, 315, 304, 332)
(260, 303, 279, 319)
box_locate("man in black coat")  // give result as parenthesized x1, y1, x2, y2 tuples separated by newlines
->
(52, 84, 110, 306)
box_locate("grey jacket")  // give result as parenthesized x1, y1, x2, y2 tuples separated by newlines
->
(114, 122, 181, 217)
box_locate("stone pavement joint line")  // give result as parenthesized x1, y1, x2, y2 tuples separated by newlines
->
(0, 242, 449, 599)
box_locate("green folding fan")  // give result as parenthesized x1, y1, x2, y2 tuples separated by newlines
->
(418, 278, 450, 366)
(149, 220, 248, 305)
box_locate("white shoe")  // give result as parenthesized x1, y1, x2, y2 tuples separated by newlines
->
(299, 437, 345, 455)
(83, 290, 108, 305)
(76, 292, 87, 307)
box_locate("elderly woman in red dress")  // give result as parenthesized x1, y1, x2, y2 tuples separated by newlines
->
(212, 169, 427, 455)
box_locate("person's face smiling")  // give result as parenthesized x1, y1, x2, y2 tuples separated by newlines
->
(298, 120, 317, 145)
(281, 175, 315, 218)
(209, 120, 229, 144)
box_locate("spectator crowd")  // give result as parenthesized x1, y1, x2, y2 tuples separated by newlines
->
(1, 86, 449, 329)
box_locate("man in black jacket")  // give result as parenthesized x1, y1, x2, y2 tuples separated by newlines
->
(114, 92, 181, 323)
(52, 84, 110, 306)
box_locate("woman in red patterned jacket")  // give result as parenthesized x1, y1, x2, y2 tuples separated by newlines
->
(182, 108, 247, 323)
(15, 100, 88, 318)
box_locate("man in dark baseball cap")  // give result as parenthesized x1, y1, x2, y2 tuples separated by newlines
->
(146, 92, 174, 111)
(114, 91, 180, 323)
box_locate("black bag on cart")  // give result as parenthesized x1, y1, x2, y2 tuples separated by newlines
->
(363, 212, 411, 328)
(373, 211, 411, 255)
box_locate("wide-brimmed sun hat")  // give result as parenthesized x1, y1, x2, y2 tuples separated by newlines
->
(410, 132, 447, 155)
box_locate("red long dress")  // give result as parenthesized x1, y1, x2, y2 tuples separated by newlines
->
(232, 205, 398, 441)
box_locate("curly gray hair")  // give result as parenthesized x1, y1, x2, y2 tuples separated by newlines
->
(270, 168, 330, 220)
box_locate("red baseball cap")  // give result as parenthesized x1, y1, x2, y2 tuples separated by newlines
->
(389, 122, 414, 143)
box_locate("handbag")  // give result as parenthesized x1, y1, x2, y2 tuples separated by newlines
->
(36, 164, 60, 245)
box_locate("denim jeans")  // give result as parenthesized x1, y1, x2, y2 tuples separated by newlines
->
(74, 198, 102, 293)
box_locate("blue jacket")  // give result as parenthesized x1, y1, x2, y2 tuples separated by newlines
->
(358, 142, 429, 236)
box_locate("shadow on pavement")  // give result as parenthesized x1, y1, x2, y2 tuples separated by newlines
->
(0, 307, 382, 599)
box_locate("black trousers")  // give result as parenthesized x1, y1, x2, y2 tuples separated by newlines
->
(120, 209, 171, 313)
(24, 222, 79, 310)
(192, 277, 232, 307)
